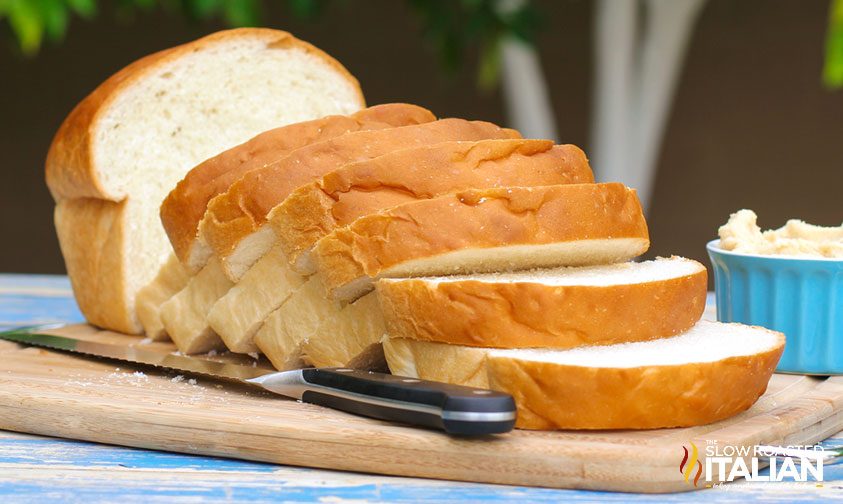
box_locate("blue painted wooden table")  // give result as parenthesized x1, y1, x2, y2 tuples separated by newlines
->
(1, 273, 841, 503)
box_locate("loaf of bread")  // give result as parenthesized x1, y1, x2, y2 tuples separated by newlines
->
(47, 28, 365, 334)
(384, 321, 785, 429)
(51, 29, 783, 433)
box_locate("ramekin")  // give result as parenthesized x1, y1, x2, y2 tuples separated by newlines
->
(707, 239, 843, 374)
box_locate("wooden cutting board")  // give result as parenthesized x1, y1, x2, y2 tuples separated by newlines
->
(1, 323, 842, 493)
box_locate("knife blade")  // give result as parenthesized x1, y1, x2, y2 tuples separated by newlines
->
(0, 325, 516, 435)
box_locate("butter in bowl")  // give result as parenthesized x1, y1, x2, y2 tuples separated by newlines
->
(707, 209, 843, 374)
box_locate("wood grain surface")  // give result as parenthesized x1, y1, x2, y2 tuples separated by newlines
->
(1, 322, 842, 493)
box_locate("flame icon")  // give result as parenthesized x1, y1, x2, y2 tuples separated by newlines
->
(680, 441, 703, 486)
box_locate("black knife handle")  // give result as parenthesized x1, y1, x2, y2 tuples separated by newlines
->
(250, 367, 516, 435)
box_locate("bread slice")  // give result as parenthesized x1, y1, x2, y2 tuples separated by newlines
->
(159, 258, 233, 353)
(269, 140, 594, 275)
(46, 28, 365, 334)
(301, 292, 387, 369)
(212, 139, 594, 354)
(313, 183, 650, 302)
(207, 244, 306, 353)
(135, 253, 189, 340)
(384, 321, 785, 430)
(376, 257, 707, 349)
(253, 275, 335, 369)
(161, 103, 435, 273)
(252, 281, 387, 370)
(201, 119, 522, 282)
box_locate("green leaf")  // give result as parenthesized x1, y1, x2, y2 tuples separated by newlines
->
(66, 0, 96, 18)
(223, 0, 261, 26)
(38, 0, 69, 40)
(824, 0, 843, 88)
(6, 0, 45, 54)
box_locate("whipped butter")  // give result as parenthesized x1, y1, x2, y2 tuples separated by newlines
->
(718, 209, 843, 258)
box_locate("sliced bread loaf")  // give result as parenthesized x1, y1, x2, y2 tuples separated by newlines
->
(269, 140, 594, 275)
(200, 119, 522, 282)
(376, 257, 707, 349)
(384, 321, 785, 430)
(161, 103, 435, 272)
(313, 183, 650, 302)
(210, 138, 594, 354)
(46, 28, 365, 334)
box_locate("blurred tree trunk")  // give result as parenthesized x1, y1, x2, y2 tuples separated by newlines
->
(591, 0, 707, 212)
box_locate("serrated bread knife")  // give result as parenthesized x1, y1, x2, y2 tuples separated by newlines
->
(0, 325, 516, 435)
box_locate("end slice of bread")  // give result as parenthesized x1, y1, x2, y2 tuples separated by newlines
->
(384, 320, 785, 430)
(162, 103, 435, 272)
(376, 257, 707, 349)
(313, 183, 650, 302)
(46, 28, 365, 333)
(201, 118, 522, 282)
(268, 139, 594, 275)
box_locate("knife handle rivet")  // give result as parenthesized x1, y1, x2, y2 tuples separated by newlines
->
(472, 390, 492, 395)
(401, 378, 420, 383)
(335, 368, 352, 373)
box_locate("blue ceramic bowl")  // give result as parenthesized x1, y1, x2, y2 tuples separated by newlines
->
(707, 240, 843, 374)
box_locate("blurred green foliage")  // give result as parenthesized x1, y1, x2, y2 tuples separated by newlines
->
(409, 0, 540, 89)
(2, 0, 841, 90)
(825, 0, 843, 88)
(0, 0, 538, 89)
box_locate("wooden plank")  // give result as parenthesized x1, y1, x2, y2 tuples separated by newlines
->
(1, 324, 841, 493)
